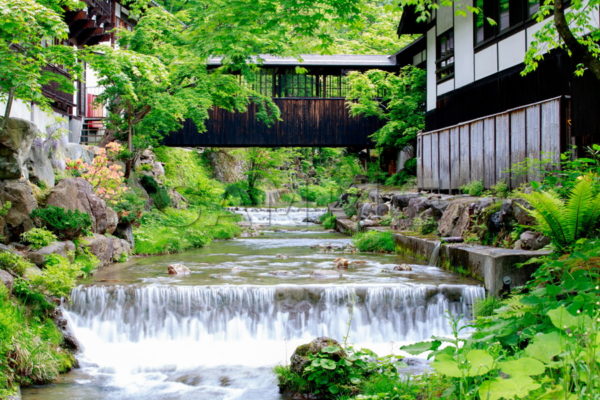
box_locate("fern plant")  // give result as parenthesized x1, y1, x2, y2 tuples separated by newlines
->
(518, 174, 600, 252)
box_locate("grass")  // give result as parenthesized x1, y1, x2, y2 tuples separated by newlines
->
(0, 285, 75, 396)
(133, 207, 241, 255)
(353, 231, 396, 253)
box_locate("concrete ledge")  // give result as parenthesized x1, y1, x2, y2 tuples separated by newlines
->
(330, 208, 550, 295)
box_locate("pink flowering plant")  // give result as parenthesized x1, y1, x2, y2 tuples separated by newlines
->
(65, 142, 127, 204)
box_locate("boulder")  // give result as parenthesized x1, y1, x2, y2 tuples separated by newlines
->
(391, 193, 420, 210)
(63, 143, 95, 164)
(393, 264, 413, 271)
(290, 337, 346, 375)
(404, 197, 431, 218)
(0, 118, 36, 180)
(0, 269, 14, 290)
(52, 308, 80, 351)
(514, 231, 550, 251)
(437, 199, 474, 238)
(0, 179, 38, 241)
(26, 241, 75, 266)
(114, 223, 135, 247)
(376, 203, 390, 216)
(168, 263, 191, 275)
(80, 234, 131, 267)
(46, 178, 118, 234)
(25, 138, 56, 187)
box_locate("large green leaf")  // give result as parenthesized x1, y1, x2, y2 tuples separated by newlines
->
(321, 345, 341, 354)
(524, 332, 565, 363)
(498, 357, 546, 377)
(399, 340, 442, 355)
(479, 376, 541, 400)
(464, 349, 494, 377)
(431, 353, 462, 378)
(319, 359, 337, 370)
(547, 306, 592, 331)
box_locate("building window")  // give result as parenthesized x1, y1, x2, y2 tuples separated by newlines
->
(436, 29, 454, 82)
(474, 0, 540, 46)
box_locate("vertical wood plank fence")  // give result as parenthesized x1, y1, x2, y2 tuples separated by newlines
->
(417, 96, 567, 191)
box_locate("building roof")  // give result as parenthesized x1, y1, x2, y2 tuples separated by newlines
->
(397, 5, 429, 35)
(207, 54, 397, 67)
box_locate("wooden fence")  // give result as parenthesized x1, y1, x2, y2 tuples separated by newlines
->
(417, 96, 567, 191)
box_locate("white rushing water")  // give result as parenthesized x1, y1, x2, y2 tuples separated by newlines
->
(62, 284, 483, 399)
(228, 207, 328, 226)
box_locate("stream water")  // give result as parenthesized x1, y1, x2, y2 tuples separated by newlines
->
(23, 208, 484, 400)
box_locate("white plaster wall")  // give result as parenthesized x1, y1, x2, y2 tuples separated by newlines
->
(437, 4, 454, 33)
(498, 30, 526, 70)
(475, 44, 498, 80)
(0, 99, 65, 135)
(437, 78, 455, 95)
(426, 28, 437, 111)
(454, 0, 475, 88)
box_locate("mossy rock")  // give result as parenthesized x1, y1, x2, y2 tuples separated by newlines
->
(289, 337, 346, 375)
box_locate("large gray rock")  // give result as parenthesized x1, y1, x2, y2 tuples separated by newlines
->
(81, 234, 131, 266)
(25, 138, 56, 187)
(514, 230, 550, 251)
(114, 223, 135, 247)
(0, 269, 14, 290)
(46, 178, 118, 235)
(391, 193, 420, 210)
(0, 179, 38, 241)
(0, 118, 36, 180)
(63, 143, 95, 164)
(290, 337, 346, 375)
(27, 241, 75, 266)
(438, 197, 496, 237)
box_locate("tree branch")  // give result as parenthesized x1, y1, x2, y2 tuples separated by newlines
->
(554, 0, 600, 80)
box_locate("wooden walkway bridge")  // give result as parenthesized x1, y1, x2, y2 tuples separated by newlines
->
(162, 55, 398, 148)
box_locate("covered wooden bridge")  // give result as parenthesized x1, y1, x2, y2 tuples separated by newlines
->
(163, 55, 398, 147)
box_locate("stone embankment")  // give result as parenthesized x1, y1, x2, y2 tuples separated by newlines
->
(332, 186, 550, 295)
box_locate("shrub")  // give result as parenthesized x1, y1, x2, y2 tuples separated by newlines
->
(353, 231, 396, 253)
(0, 252, 34, 276)
(319, 212, 337, 229)
(30, 206, 92, 240)
(139, 175, 171, 210)
(30, 254, 82, 298)
(460, 180, 485, 196)
(223, 181, 265, 206)
(490, 181, 510, 198)
(21, 228, 57, 250)
(412, 217, 438, 235)
(518, 173, 600, 252)
(73, 244, 100, 276)
(299, 185, 337, 206)
(112, 190, 146, 224)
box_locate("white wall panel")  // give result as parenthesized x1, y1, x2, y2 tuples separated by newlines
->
(454, 0, 474, 88)
(426, 28, 437, 111)
(437, 78, 455, 95)
(498, 30, 526, 70)
(437, 5, 454, 33)
(475, 44, 498, 80)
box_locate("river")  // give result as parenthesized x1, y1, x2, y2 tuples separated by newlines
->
(23, 208, 484, 400)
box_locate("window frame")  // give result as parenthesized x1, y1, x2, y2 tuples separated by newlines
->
(436, 29, 455, 83)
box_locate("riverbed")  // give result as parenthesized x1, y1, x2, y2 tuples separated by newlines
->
(23, 208, 483, 400)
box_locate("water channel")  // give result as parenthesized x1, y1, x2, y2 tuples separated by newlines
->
(23, 208, 484, 400)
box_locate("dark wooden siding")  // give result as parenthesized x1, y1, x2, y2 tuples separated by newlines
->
(164, 98, 381, 147)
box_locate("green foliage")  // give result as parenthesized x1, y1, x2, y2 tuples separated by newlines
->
(0, 285, 75, 396)
(411, 217, 437, 235)
(112, 190, 146, 225)
(473, 296, 502, 318)
(224, 181, 265, 206)
(0, 252, 34, 276)
(154, 147, 224, 205)
(518, 174, 600, 252)
(385, 158, 417, 187)
(0, 0, 81, 131)
(30, 255, 82, 298)
(400, 239, 600, 400)
(353, 231, 396, 253)
(139, 175, 171, 210)
(299, 185, 338, 206)
(73, 244, 100, 276)
(489, 181, 510, 198)
(346, 66, 425, 152)
(460, 180, 485, 196)
(0, 201, 11, 217)
(320, 212, 338, 229)
(30, 206, 92, 240)
(134, 208, 240, 255)
(20, 228, 57, 250)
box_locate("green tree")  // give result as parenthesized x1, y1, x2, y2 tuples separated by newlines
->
(345, 66, 425, 151)
(398, 0, 600, 80)
(0, 0, 81, 132)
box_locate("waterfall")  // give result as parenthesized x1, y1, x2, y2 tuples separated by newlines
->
(429, 241, 442, 266)
(228, 207, 327, 226)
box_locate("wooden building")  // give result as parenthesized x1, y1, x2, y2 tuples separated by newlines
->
(397, 1, 600, 191)
(164, 55, 398, 147)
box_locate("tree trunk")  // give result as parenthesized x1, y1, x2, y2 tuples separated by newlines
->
(554, 0, 600, 80)
(1, 88, 15, 134)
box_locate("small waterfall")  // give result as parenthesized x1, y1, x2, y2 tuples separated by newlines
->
(229, 207, 327, 226)
(429, 241, 442, 266)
